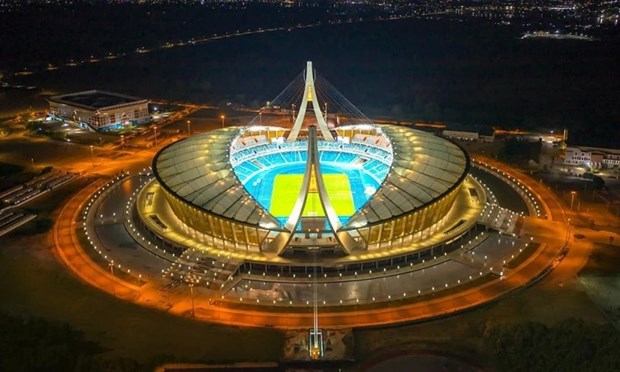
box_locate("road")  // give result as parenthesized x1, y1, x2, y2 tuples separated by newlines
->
(11, 119, 611, 329)
(51, 158, 578, 329)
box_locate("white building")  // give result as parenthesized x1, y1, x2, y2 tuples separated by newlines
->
(48, 90, 150, 131)
(563, 146, 620, 169)
(442, 125, 495, 142)
(442, 129, 479, 141)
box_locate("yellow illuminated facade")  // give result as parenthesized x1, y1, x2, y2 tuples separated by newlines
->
(146, 124, 470, 257)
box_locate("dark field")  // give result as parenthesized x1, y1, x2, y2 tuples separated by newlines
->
(3, 14, 620, 147)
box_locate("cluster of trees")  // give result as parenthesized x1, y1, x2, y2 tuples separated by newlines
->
(484, 319, 620, 371)
(0, 162, 23, 178)
(497, 138, 542, 165)
(0, 314, 167, 372)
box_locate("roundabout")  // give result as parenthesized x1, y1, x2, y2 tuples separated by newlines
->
(53, 62, 568, 332)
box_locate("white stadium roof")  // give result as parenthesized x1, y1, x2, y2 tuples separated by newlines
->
(345, 125, 468, 227)
(153, 127, 280, 228)
(154, 124, 468, 230)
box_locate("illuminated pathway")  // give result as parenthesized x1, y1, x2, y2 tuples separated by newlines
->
(54, 179, 141, 301)
(52, 156, 579, 328)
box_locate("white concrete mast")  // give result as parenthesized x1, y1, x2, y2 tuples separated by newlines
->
(287, 61, 335, 142)
(267, 126, 357, 256)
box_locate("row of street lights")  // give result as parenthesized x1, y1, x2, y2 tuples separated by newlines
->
(88, 113, 227, 156)
(147, 114, 227, 148)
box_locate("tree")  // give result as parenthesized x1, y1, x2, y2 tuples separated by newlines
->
(484, 319, 620, 371)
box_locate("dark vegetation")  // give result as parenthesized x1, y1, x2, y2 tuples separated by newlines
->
(0, 162, 23, 177)
(0, 247, 286, 369)
(497, 138, 542, 165)
(355, 318, 620, 371)
(580, 242, 620, 275)
(0, 162, 33, 194)
(533, 170, 607, 195)
(6, 311, 616, 372)
(0, 313, 167, 372)
(485, 319, 620, 371)
(2, 5, 619, 147)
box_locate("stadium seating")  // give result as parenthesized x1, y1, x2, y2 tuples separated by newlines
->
(229, 134, 394, 219)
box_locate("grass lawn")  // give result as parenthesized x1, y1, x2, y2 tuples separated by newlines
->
(269, 173, 354, 217)
(0, 162, 36, 194)
(0, 162, 24, 177)
(0, 176, 285, 365)
(0, 248, 284, 363)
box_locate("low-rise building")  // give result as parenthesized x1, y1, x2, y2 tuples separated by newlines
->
(442, 124, 495, 142)
(563, 146, 620, 169)
(48, 90, 150, 131)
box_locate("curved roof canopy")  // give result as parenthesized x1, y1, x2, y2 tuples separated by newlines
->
(154, 125, 468, 232)
(153, 127, 280, 228)
(345, 125, 469, 227)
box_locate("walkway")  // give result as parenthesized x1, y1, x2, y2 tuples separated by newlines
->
(53, 169, 569, 328)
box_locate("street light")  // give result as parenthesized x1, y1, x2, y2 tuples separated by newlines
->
(220, 115, 225, 128)
(189, 282, 195, 317)
(570, 191, 577, 211)
(89, 145, 94, 164)
(186, 120, 191, 136)
(120, 135, 124, 149)
(153, 125, 158, 146)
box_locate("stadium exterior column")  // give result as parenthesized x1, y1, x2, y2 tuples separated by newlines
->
(273, 126, 356, 255)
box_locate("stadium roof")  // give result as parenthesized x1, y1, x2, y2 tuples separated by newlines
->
(48, 90, 148, 111)
(153, 128, 280, 228)
(154, 124, 468, 232)
(346, 125, 469, 227)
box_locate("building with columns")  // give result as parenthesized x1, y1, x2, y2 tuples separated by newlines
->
(563, 146, 620, 169)
(48, 90, 150, 131)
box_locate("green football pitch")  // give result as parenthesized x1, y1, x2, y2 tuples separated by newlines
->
(269, 173, 355, 218)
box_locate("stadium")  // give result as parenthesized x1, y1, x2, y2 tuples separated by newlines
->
(150, 123, 469, 257)
(131, 62, 531, 307)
